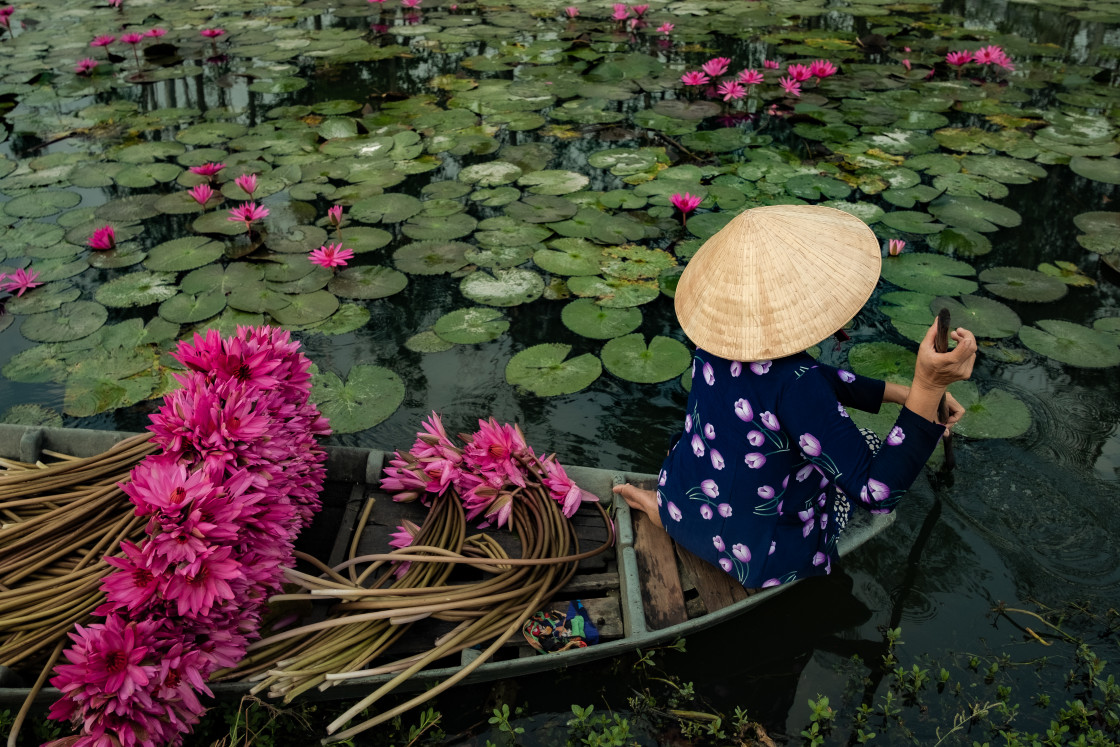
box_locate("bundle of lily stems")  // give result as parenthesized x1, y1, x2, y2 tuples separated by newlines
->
(216, 413, 615, 743)
(0, 431, 158, 746)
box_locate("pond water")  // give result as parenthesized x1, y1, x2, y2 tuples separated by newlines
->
(0, 0, 1118, 743)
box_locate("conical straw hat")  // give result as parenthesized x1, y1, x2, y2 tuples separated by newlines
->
(674, 204, 881, 362)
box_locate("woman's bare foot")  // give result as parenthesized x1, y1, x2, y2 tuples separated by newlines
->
(612, 483, 663, 529)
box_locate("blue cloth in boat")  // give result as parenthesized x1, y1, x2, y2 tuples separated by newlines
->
(656, 349, 944, 590)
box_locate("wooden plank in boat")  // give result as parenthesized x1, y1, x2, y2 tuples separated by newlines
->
(632, 512, 688, 631)
(675, 544, 751, 618)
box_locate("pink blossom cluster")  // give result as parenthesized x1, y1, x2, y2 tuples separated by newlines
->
(680, 56, 837, 103)
(382, 413, 598, 537)
(48, 326, 331, 747)
(946, 44, 1014, 71)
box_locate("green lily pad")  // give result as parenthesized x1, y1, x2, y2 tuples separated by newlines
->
(601, 334, 691, 384)
(1037, 261, 1095, 287)
(959, 155, 1047, 185)
(928, 195, 1022, 233)
(0, 404, 63, 427)
(458, 161, 523, 187)
(686, 212, 734, 240)
(1019, 320, 1120, 368)
(1069, 156, 1120, 185)
(926, 227, 992, 257)
(4, 282, 81, 315)
(143, 236, 225, 272)
(785, 173, 852, 201)
(881, 291, 937, 343)
(433, 307, 509, 344)
(4, 190, 81, 219)
(393, 240, 471, 275)
(268, 290, 340, 327)
(847, 342, 916, 385)
(20, 301, 108, 343)
(505, 195, 579, 224)
(405, 330, 456, 353)
(561, 299, 642, 340)
(534, 240, 604, 276)
(2, 344, 68, 383)
(343, 227, 393, 254)
(474, 217, 554, 247)
(328, 265, 408, 299)
(351, 193, 423, 224)
(181, 263, 265, 294)
(306, 304, 370, 336)
(470, 187, 522, 207)
(95, 194, 162, 223)
(158, 290, 228, 324)
(64, 374, 158, 418)
(95, 271, 179, 308)
(505, 343, 602, 397)
(601, 246, 676, 280)
(517, 170, 589, 195)
(880, 210, 945, 235)
(227, 282, 291, 314)
(401, 213, 478, 241)
(464, 244, 537, 269)
(192, 209, 253, 236)
(880, 253, 978, 296)
(567, 275, 660, 308)
(268, 225, 329, 254)
(587, 149, 659, 176)
(311, 364, 404, 434)
(932, 295, 1021, 339)
(979, 267, 1068, 303)
(946, 381, 1031, 440)
(460, 268, 544, 307)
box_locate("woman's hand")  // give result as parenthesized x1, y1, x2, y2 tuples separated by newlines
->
(905, 320, 977, 422)
(941, 391, 964, 437)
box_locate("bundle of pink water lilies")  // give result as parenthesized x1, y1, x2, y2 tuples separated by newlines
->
(682, 56, 838, 102)
(45, 326, 330, 747)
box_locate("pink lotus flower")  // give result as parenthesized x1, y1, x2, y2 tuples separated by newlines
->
(611, 3, 630, 20)
(541, 457, 597, 518)
(778, 76, 801, 97)
(327, 204, 344, 228)
(309, 243, 354, 268)
(228, 202, 268, 231)
(0, 4, 11, 32)
(975, 44, 1014, 70)
(763, 59, 780, 69)
(90, 34, 115, 47)
(120, 32, 144, 45)
(88, 225, 116, 250)
(200, 28, 225, 38)
(387, 520, 421, 577)
(631, 4, 649, 16)
(670, 192, 702, 226)
(564, 6, 579, 17)
(189, 162, 225, 180)
(657, 22, 673, 34)
(786, 63, 812, 81)
(1, 267, 42, 297)
(808, 59, 837, 78)
(234, 173, 258, 196)
(188, 184, 214, 206)
(716, 80, 747, 101)
(681, 70, 710, 86)
(144, 28, 166, 37)
(75, 58, 99, 75)
(738, 68, 764, 85)
(945, 50, 972, 67)
(401, 0, 421, 7)
(888, 238, 906, 256)
(902, 58, 911, 71)
(701, 57, 731, 77)
(108, 0, 121, 7)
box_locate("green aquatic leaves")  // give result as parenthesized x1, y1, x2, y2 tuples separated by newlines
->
(311, 364, 405, 433)
(506, 344, 602, 397)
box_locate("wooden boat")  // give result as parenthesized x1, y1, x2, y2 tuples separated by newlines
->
(0, 424, 893, 706)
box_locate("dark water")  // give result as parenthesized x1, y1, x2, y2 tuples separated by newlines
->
(1, 0, 1119, 743)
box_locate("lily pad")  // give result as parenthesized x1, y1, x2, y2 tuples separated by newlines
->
(1019, 320, 1120, 368)
(458, 161, 523, 187)
(567, 275, 660, 308)
(534, 240, 604, 276)
(328, 266, 408, 299)
(20, 301, 108, 343)
(932, 295, 1021, 339)
(4, 282, 81, 315)
(303, 303, 370, 336)
(351, 193, 423, 223)
(158, 290, 228, 324)
(880, 253, 978, 296)
(561, 299, 642, 340)
(505, 195, 579, 224)
(946, 381, 1031, 440)
(601, 334, 691, 384)
(1069, 156, 1120, 185)
(979, 267, 1068, 303)
(460, 268, 544, 307)
(405, 330, 456, 353)
(311, 364, 405, 434)
(401, 213, 478, 241)
(847, 342, 916, 385)
(393, 241, 471, 275)
(926, 227, 992, 257)
(4, 190, 81, 219)
(928, 195, 1022, 233)
(269, 225, 329, 254)
(144, 236, 225, 272)
(94, 271, 179, 308)
(433, 307, 509, 344)
(268, 290, 340, 327)
(64, 374, 158, 418)
(181, 263, 264, 294)
(464, 244, 537, 269)
(0, 404, 63, 427)
(517, 170, 589, 196)
(505, 343, 602, 397)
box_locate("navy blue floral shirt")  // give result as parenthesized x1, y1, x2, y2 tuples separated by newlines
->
(656, 349, 944, 590)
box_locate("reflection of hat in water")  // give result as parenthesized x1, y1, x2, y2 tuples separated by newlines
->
(674, 204, 881, 362)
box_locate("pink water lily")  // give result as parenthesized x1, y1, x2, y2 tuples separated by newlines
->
(1, 267, 42, 296)
(90, 34, 115, 47)
(680, 70, 709, 86)
(564, 6, 579, 17)
(701, 57, 730, 77)
(808, 59, 837, 79)
(763, 59, 780, 69)
(778, 76, 801, 97)
(717, 503, 732, 517)
(670, 192, 702, 226)
(974, 44, 1013, 69)
(309, 243, 354, 269)
(402, 0, 421, 7)
(88, 225, 116, 250)
(734, 398, 754, 422)
(716, 80, 747, 101)
(630, 4, 649, 16)
(733, 543, 751, 563)
(611, 3, 629, 20)
(798, 433, 822, 457)
(700, 479, 719, 498)
(888, 238, 906, 256)
(786, 63, 812, 81)
(200, 28, 226, 38)
(228, 202, 269, 231)
(75, 58, 99, 75)
(234, 173, 258, 196)
(144, 28, 166, 37)
(946, 50, 972, 67)
(327, 204, 344, 227)
(657, 22, 673, 34)
(188, 184, 214, 206)
(189, 162, 225, 180)
(738, 68, 764, 86)
(120, 32, 144, 44)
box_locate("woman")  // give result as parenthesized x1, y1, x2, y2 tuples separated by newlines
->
(614, 205, 976, 589)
